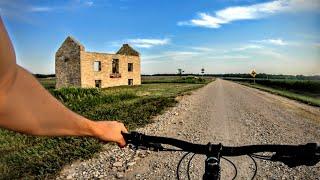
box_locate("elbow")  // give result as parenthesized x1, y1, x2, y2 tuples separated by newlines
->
(0, 64, 18, 96)
(0, 65, 18, 113)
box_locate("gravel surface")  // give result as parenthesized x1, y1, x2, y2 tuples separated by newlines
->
(58, 79, 320, 179)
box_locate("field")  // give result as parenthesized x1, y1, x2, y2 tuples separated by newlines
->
(37, 77, 56, 90)
(223, 78, 320, 106)
(0, 76, 212, 179)
(36, 75, 213, 89)
(142, 75, 213, 84)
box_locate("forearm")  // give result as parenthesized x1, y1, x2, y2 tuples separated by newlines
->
(0, 17, 17, 95)
(0, 16, 91, 136)
(0, 66, 97, 137)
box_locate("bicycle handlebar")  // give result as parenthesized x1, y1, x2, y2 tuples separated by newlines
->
(122, 131, 320, 167)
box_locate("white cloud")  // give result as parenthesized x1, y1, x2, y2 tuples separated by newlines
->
(1, 0, 94, 16)
(84, 1, 94, 7)
(254, 49, 286, 59)
(235, 44, 264, 51)
(191, 47, 214, 52)
(29, 6, 52, 12)
(142, 51, 200, 61)
(166, 51, 200, 56)
(178, 13, 227, 28)
(178, 0, 320, 28)
(253, 38, 288, 45)
(142, 48, 251, 62)
(266, 39, 287, 45)
(209, 55, 249, 59)
(127, 38, 170, 48)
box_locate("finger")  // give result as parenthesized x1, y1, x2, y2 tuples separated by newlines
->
(120, 123, 128, 133)
(118, 137, 126, 148)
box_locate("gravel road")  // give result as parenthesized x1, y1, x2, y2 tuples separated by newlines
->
(58, 79, 320, 179)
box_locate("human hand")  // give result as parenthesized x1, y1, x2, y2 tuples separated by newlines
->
(93, 121, 128, 147)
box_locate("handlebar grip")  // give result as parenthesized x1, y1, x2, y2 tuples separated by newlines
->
(122, 132, 165, 151)
(121, 131, 144, 144)
(121, 132, 131, 144)
(271, 143, 320, 167)
(121, 132, 129, 140)
(121, 131, 207, 153)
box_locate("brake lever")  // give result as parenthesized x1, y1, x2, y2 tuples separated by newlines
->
(271, 143, 320, 167)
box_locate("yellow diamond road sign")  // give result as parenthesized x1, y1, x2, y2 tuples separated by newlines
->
(250, 69, 257, 78)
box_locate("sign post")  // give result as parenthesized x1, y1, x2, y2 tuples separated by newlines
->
(201, 68, 205, 78)
(250, 69, 257, 84)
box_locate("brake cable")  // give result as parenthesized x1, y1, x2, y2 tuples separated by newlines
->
(248, 155, 257, 180)
(221, 157, 238, 180)
(177, 152, 191, 180)
(187, 153, 196, 180)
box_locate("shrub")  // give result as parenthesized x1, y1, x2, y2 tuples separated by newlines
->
(50, 88, 137, 112)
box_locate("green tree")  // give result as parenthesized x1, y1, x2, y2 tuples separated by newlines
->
(177, 68, 184, 77)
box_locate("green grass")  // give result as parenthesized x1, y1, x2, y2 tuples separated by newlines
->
(0, 80, 209, 179)
(224, 77, 320, 106)
(142, 75, 214, 84)
(239, 82, 320, 107)
(223, 78, 320, 98)
(38, 77, 56, 90)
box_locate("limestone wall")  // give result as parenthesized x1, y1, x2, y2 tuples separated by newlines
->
(80, 51, 141, 88)
(55, 37, 83, 88)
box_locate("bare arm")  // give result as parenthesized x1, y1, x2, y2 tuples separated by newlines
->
(0, 17, 127, 147)
(0, 17, 17, 95)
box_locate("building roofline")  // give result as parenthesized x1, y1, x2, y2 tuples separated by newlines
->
(84, 51, 140, 57)
(116, 44, 140, 57)
(60, 36, 140, 56)
(66, 36, 84, 48)
(85, 51, 115, 55)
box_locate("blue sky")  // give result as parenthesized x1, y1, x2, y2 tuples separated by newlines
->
(1, 0, 319, 75)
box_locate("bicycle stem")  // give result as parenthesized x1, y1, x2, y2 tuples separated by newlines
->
(203, 143, 223, 180)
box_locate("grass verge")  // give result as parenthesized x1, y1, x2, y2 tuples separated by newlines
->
(223, 78, 320, 98)
(0, 82, 208, 179)
(239, 82, 320, 107)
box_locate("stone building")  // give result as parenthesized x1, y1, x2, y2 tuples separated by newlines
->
(55, 36, 141, 89)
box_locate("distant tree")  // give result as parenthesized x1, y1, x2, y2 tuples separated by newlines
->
(177, 68, 184, 77)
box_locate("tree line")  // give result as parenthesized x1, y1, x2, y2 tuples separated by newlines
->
(34, 73, 320, 80)
(142, 73, 320, 80)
